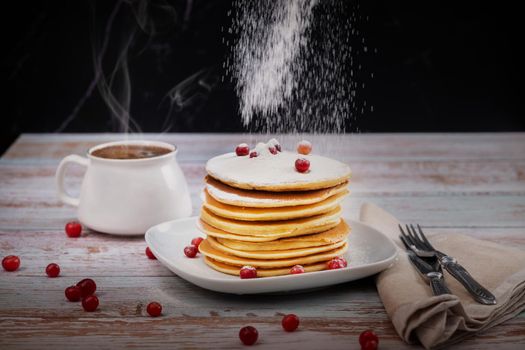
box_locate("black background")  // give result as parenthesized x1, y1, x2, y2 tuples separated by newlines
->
(1, 0, 523, 154)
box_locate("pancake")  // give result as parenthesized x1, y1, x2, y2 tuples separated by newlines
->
(198, 219, 341, 242)
(205, 176, 349, 208)
(198, 238, 348, 268)
(203, 188, 348, 221)
(200, 206, 342, 237)
(206, 151, 351, 192)
(203, 256, 328, 277)
(207, 235, 347, 260)
(217, 220, 350, 251)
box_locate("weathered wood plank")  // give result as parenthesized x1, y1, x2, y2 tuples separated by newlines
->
(0, 277, 523, 349)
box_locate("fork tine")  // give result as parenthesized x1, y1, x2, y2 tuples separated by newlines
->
(409, 224, 429, 250)
(399, 225, 417, 247)
(398, 232, 411, 250)
(417, 224, 435, 250)
(406, 224, 426, 250)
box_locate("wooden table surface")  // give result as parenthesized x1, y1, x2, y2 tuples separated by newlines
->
(1, 133, 524, 349)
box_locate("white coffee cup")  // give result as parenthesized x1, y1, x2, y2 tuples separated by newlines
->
(55, 140, 192, 235)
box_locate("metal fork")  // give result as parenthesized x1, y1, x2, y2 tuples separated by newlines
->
(399, 224, 497, 305)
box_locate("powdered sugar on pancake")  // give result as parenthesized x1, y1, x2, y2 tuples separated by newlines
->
(206, 150, 351, 190)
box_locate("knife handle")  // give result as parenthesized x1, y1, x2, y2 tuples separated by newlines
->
(427, 272, 451, 296)
(440, 256, 497, 305)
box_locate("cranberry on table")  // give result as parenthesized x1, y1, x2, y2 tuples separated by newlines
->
(275, 144, 282, 152)
(77, 278, 97, 297)
(191, 237, 204, 249)
(362, 340, 378, 350)
(290, 265, 305, 274)
(45, 263, 60, 278)
(184, 245, 198, 258)
(65, 221, 82, 238)
(295, 158, 310, 173)
(82, 295, 99, 312)
(2, 255, 20, 272)
(145, 247, 156, 260)
(147, 301, 162, 317)
(359, 330, 379, 349)
(297, 140, 312, 155)
(239, 326, 258, 346)
(282, 314, 300, 332)
(249, 151, 258, 158)
(240, 266, 257, 279)
(65, 285, 82, 302)
(235, 143, 250, 156)
(269, 146, 277, 155)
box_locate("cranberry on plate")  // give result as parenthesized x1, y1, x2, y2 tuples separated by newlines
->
(191, 237, 204, 249)
(240, 266, 257, 279)
(184, 245, 198, 258)
(290, 265, 305, 274)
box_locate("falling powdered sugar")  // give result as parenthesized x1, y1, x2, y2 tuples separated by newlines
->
(227, 0, 364, 134)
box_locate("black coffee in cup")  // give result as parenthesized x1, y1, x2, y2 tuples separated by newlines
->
(91, 145, 172, 159)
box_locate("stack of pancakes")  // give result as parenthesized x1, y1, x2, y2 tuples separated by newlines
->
(197, 143, 351, 277)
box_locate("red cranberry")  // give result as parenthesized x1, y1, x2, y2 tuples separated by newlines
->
(269, 146, 277, 155)
(2, 255, 20, 272)
(282, 314, 300, 332)
(191, 237, 204, 248)
(77, 278, 97, 297)
(145, 247, 156, 260)
(235, 143, 250, 156)
(290, 265, 305, 274)
(359, 330, 379, 348)
(362, 340, 378, 350)
(46, 263, 60, 277)
(249, 151, 258, 158)
(334, 257, 348, 267)
(327, 258, 345, 270)
(184, 245, 198, 258)
(147, 301, 162, 317)
(65, 285, 82, 302)
(240, 266, 257, 279)
(239, 326, 258, 346)
(275, 144, 282, 152)
(297, 140, 312, 155)
(65, 221, 82, 238)
(82, 295, 99, 312)
(295, 158, 310, 173)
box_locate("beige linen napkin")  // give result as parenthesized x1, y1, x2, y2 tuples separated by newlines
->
(359, 203, 525, 349)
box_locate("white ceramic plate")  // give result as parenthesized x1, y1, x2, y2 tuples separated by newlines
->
(145, 217, 398, 294)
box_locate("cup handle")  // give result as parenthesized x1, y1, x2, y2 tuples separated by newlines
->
(55, 155, 89, 207)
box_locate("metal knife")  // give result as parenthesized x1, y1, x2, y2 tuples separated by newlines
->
(406, 250, 451, 296)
